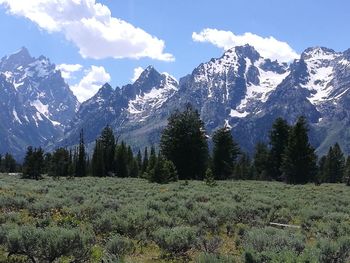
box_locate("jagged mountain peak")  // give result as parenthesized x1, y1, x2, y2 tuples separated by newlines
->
(135, 65, 162, 84)
(0, 46, 35, 72)
(301, 46, 339, 61)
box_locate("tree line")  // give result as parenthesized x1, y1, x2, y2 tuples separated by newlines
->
(5, 104, 350, 186)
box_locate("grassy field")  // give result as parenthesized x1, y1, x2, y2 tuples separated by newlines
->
(0, 174, 350, 262)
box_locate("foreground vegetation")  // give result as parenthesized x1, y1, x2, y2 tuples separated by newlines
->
(1, 174, 350, 262)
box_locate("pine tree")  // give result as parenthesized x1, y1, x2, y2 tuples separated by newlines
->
(323, 143, 345, 183)
(3, 153, 17, 173)
(49, 148, 71, 179)
(92, 140, 105, 177)
(148, 154, 178, 184)
(344, 156, 350, 186)
(136, 150, 142, 173)
(212, 126, 240, 180)
(142, 147, 149, 174)
(22, 147, 44, 180)
(204, 168, 216, 186)
(115, 141, 128, 177)
(160, 104, 209, 180)
(75, 129, 87, 177)
(268, 118, 290, 181)
(100, 125, 116, 175)
(317, 155, 327, 184)
(281, 117, 317, 184)
(234, 153, 253, 180)
(147, 146, 157, 173)
(253, 142, 269, 180)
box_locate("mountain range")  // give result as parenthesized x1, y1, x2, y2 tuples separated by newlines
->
(1, 45, 350, 159)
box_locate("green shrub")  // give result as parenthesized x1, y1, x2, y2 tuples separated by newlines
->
(106, 234, 134, 259)
(153, 226, 198, 258)
(242, 227, 305, 261)
(6, 225, 93, 262)
(196, 253, 236, 263)
(317, 237, 350, 263)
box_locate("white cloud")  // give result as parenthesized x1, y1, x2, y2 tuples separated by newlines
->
(70, 65, 111, 102)
(192, 28, 299, 62)
(131, 66, 144, 83)
(56, 63, 83, 79)
(0, 0, 174, 61)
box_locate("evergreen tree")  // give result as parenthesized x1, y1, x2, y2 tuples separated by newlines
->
(2, 153, 17, 173)
(129, 159, 139, 178)
(100, 125, 116, 175)
(204, 168, 216, 186)
(148, 154, 178, 184)
(75, 129, 87, 177)
(147, 146, 157, 173)
(268, 118, 290, 181)
(345, 156, 350, 186)
(49, 148, 71, 179)
(317, 155, 327, 184)
(142, 147, 149, 174)
(212, 126, 240, 180)
(281, 117, 317, 184)
(136, 150, 142, 173)
(253, 142, 269, 180)
(92, 140, 105, 177)
(234, 153, 253, 180)
(22, 147, 44, 180)
(115, 141, 128, 177)
(323, 143, 345, 183)
(160, 104, 209, 180)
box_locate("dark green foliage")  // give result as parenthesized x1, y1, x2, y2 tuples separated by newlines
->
(234, 153, 253, 180)
(321, 143, 345, 183)
(268, 118, 290, 181)
(92, 125, 116, 177)
(204, 168, 216, 186)
(0, 153, 17, 173)
(253, 142, 269, 180)
(75, 129, 87, 177)
(142, 147, 149, 174)
(212, 127, 240, 180)
(148, 154, 178, 184)
(345, 156, 350, 186)
(281, 117, 317, 184)
(22, 147, 44, 180)
(100, 125, 116, 174)
(160, 104, 209, 180)
(92, 139, 105, 177)
(115, 141, 128, 177)
(147, 145, 157, 173)
(136, 150, 142, 172)
(48, 148, 72, 179)
(317, 155, 327, 184)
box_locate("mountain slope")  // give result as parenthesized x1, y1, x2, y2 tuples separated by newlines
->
(0, 48, 79, 158)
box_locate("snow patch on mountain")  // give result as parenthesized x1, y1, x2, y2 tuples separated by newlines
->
(31, 99, 49, 117)
(301, 48, 340, 105)
(237, 59, 289, 111)
(230, 109, 249, 118)
(127, 73, 178, 119)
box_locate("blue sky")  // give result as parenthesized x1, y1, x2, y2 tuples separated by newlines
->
(0, 0, 349, 101)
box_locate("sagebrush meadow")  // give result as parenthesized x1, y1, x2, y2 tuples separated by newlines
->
(1, 174, 350, 262)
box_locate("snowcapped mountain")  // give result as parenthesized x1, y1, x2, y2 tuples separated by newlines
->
(0, 48, 79, 158)
(2, 45, 350, 157)
(59, 66, 178, 149)
(62, 44, 350, 155)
